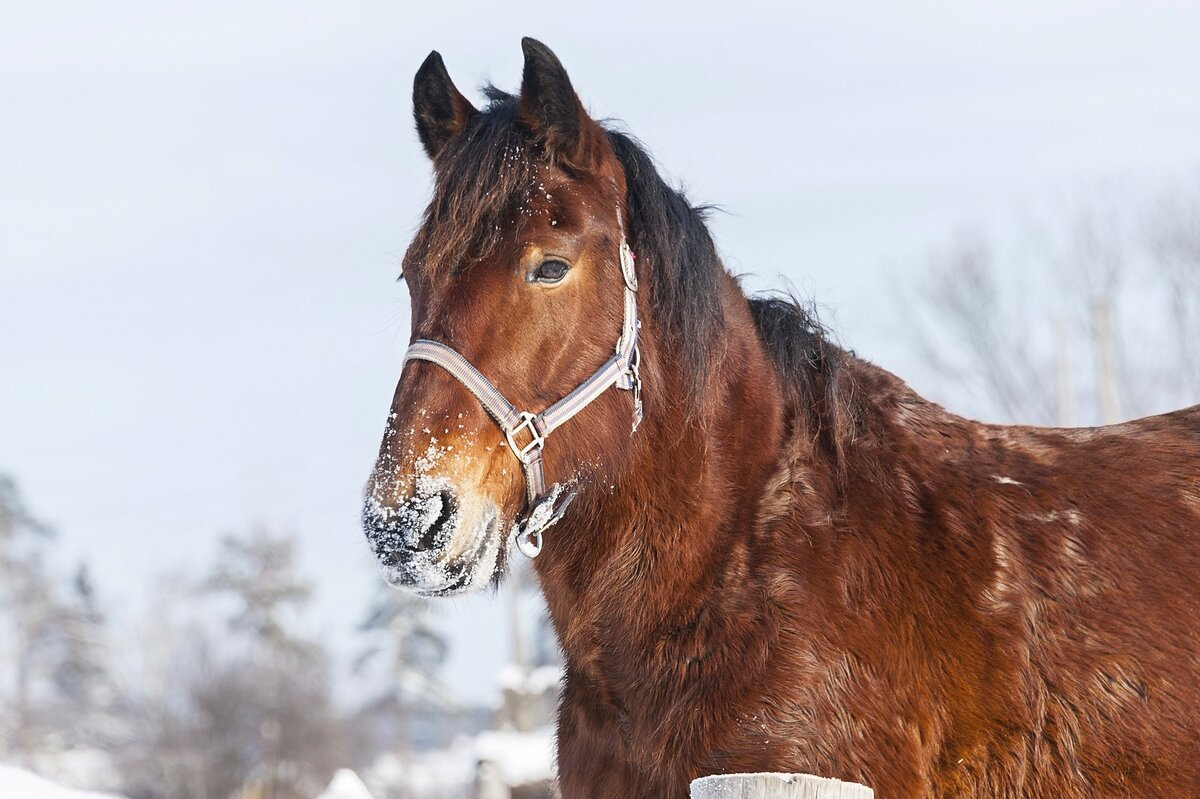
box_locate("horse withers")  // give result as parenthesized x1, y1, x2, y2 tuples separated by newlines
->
(363, 38, 1200, 798)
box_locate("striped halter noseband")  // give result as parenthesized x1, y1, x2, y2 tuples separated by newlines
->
(402, 237, 643, 559)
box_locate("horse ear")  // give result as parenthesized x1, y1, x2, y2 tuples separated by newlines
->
(517, 37, 606, 172)
(413, 50, 478, 160)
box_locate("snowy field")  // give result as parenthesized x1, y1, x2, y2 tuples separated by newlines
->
(0, 722, 555, 799)
(0, 765, 128, 799)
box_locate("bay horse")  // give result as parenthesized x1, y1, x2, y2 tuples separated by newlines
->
(363, 38, 1200, 798)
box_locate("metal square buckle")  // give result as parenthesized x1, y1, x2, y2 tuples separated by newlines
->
(505, 412, 545, 465)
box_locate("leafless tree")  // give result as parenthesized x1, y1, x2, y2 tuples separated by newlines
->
(907, 233, 1058, 425)
(1146, 188, 1200, 403)
(905, 185, 1200, 427)
(116, 527, 345, 799)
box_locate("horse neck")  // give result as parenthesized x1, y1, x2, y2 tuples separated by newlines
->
(534, 272, 788, 646)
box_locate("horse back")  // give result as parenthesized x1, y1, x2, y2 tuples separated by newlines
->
(815, 364, 1200, 796)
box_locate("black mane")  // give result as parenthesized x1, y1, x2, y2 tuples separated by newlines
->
(748, 294, 851, 465)
(604, 129, 724, 396)
(607, 131, 848, 439)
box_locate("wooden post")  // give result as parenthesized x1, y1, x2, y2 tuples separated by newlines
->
(1055, 314, 1075, 427)
(691, 773, 873, 799)
(1093, 299, 1121, 424)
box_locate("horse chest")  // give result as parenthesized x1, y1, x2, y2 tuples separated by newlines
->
(556, 631, 791, 792)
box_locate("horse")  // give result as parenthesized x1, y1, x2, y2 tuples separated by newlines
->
(363, 38, 1200, 798)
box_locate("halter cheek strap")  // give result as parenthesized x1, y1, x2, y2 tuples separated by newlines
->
(402, 238, 642, 558)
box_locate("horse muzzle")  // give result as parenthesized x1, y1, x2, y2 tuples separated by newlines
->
(362, 481, 504, 596)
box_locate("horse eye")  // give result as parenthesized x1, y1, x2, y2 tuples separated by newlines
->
(530, 259, 570, 284)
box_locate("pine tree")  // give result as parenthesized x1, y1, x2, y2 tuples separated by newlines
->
(355, 584, 448, 699)
(352, 581, 454, 761)
(203, 528, 315, 654)
(48, 564, 119, 748)
(0, 475, 59, 760)
(195, 525, 342, 799)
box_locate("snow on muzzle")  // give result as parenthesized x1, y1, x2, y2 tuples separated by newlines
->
(362, 473, 505, 597)
(365, 401, 516, 595)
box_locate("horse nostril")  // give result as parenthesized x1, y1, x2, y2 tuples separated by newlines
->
(416, 489, 458, 552)
(363, 487, 460, 563)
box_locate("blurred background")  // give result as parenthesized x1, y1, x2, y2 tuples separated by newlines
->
(1, 2, 1197, 797)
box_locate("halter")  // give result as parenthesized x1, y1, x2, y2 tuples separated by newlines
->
(402, 236, 642, 559)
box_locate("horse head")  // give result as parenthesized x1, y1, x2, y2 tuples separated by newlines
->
(363, 39, 648, 595)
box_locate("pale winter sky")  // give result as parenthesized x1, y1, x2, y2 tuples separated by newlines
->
(2, 2, 1198, 703)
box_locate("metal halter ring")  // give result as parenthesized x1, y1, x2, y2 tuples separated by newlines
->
(505, 412, 545, 465)
(515, 527, 543, 559)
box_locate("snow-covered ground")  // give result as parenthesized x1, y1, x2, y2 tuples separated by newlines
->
(365, 726, 555, 798)
(497, 663, 561, 696)
(0, 764, 127, 799)
(317, 768, 377, 799)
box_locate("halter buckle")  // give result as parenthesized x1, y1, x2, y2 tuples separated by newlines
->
(505, 412, 545, 465)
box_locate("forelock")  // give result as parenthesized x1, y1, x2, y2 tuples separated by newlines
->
(403, 90, 538, 282)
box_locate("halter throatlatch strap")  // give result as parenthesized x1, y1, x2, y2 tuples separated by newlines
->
(402, 236, 642, 558)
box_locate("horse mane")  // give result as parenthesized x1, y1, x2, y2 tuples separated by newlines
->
(608, 130, 854, 462)
(747, 294, 854, 467)
(406, 87, 850, 454)
(603, 129, 724, 395)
